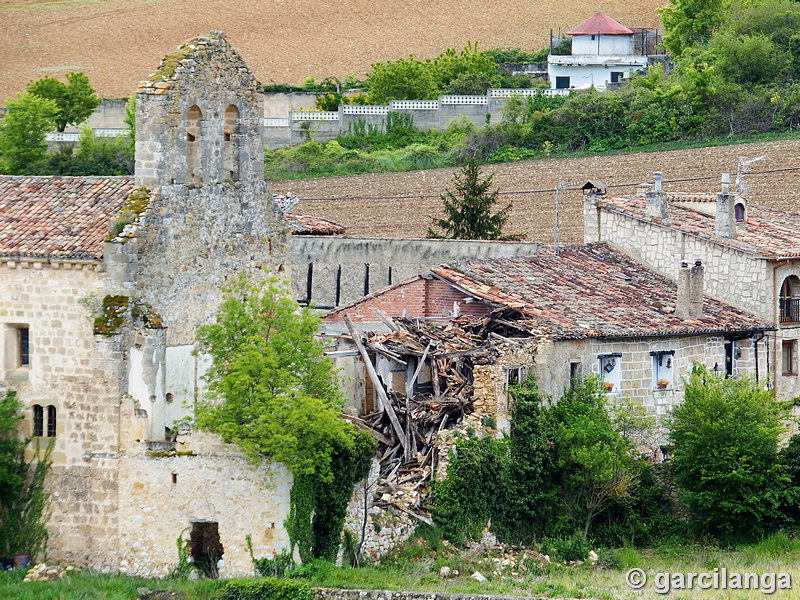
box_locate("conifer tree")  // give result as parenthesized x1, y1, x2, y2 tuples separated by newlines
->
(427, 155, 522, 240)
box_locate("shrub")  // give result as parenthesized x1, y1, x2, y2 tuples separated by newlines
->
(542, 532, 591, 563)
(669, 364, 789, 538)
(213, 578, 313, 600)
(252, 549, 294, 578)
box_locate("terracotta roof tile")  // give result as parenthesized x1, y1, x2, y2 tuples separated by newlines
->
(430, 244, 769, 340)
(566, 12, 635, 36)
(597, 194, 800, 258)
(0, 175, 133, 260)
(284, 212, 346, 235)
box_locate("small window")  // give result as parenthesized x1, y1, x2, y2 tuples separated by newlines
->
(555, 76, 571, 89)
(47, 405, 57, 437)
(569, 360, 582, 387)
(506, 366, 527, 387)
(735, 202, 746, 223)
(783, 341, 796, 376)
(610, 71, 624, 83)
(599, 353, 621, 393)
(3, 324, 30, 376)
(652, 350, 675, 389)
(32, 405, 43, 437)
(18, 327, 29, 366)
(780, 276, 800, 324)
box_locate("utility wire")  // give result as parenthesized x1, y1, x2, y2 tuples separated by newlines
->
(286, 165, 800, 202)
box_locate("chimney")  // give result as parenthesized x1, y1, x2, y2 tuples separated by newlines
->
(676, 259, 705, 320)
(645, 171, 667, 219)
(715, 173, 736, 239)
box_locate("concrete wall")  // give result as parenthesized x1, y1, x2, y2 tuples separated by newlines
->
(292, 237, 540, 309)
(572, 33, 635, 55)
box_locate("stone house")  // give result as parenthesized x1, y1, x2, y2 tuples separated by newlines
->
(0, 33, 297, 577)
(548, 12, 649, 90)
(585, 173, 800, 410)
(323, 244, 770, 457)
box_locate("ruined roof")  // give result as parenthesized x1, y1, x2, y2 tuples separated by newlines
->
(0, 175, 134, 260)
(567, 12, 635, 36)
(284, 212, 346, 235)
(138, 31, 251, 94)
(596, 194, 800, 259)
(430, 244, 769, 340)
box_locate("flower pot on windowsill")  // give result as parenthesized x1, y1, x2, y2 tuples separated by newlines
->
(602, 382, 614, 393)
(656, 380, 669, 390)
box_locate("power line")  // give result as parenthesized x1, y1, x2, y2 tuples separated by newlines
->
(286, 165, 800, 202)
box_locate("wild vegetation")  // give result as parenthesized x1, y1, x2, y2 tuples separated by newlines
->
(194, 276, 374, 563)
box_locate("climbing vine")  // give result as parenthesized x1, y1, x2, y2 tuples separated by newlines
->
(195, 275, 374, 562)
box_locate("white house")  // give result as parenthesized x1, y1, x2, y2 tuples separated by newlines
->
(548, 12, 649, 90)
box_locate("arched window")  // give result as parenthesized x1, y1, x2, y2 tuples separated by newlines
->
(223, 104, 240, 182)
(32, 405, 43, 437)
(735, 202, 746, 223)
(47, 405, 57, 437)
(780, 276, 800, 323)
(186, 105, 203, 185)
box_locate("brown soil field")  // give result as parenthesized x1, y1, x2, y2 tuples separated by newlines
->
(279, 139, 800, 244)
(0, 0, 666, 101)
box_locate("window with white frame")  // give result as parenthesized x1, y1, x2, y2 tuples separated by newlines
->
(651, 350, 675, 389)
(598, 353, 621, 393)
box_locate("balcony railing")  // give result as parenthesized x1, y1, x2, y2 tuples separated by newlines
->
(780, 298, 800, 323)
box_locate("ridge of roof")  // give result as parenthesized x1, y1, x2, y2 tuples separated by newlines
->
(596, 195, 800, 259)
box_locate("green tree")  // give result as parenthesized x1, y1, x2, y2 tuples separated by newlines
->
(669, 364, 789, 537)
(0, 391, 52, 557)
(494, 376, 559, 544)
(432, 42, 500, 92)
(707, 31, 791, 85)
(660, 0, 729, 58)
(27, 72, 100, 132)
(548, 378, 639, 537)
(427, 155, 521, 240)
(195, 276, 373, 562)
(0, 93, 58, 174)
(366, 56, 439, 104)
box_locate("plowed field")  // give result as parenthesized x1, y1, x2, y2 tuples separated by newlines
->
(0, 0, 665, 101)
(278, 139, 800, 243)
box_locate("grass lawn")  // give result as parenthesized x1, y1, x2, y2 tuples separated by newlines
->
(3, 535, 800, 599)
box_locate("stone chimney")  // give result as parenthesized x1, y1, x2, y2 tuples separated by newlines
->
(676, 260, 705, 320)
(715, 173, 736, 239)
(645, 171, 668, 219)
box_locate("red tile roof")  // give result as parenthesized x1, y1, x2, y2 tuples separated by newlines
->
(430, 244, 769, 340)
(567, 12, 635, 36)
(597, 194, 800, 259)
(0, 175, 134, 260)
(284, 212, 346, 235)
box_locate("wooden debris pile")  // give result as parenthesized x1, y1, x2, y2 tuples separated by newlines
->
(341, 312, 501, 520)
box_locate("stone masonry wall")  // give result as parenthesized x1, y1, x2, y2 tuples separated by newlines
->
(136, 32, 265, 188)
(293, 237, 540, 309)
(132, 180, 291, 346)
(0, 259, 127, 569)
(116, 430, 292, 578)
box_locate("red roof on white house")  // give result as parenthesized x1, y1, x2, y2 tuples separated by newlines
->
(566, 12, 635, 36)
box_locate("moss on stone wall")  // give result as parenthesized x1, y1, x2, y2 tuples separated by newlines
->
(94, 295, 130, 336)
(93, 295, 166, 336)
(106, 187, 153, 242)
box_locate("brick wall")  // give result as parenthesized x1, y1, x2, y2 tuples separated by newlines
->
(324, 277, 492, 323)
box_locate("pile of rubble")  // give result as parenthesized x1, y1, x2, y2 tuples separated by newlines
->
(22, 563, 79, 582)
